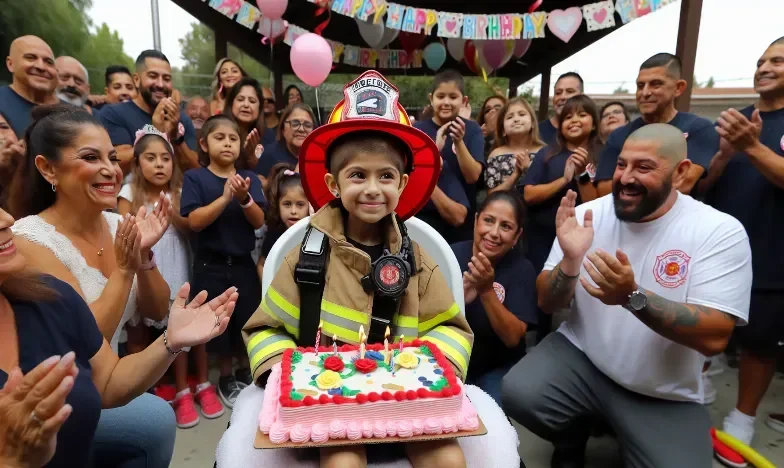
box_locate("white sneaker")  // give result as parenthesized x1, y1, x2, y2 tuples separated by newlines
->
(702, 372, 717, 405)
(723, 410, 755, 446)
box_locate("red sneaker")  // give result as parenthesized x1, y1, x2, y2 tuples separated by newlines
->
(154, 384, 177, 404)
(711, 428, 747, 468)
(195, 385, 225, 419)
(187, 375, 199, 394)
(173, 392, 200, 429)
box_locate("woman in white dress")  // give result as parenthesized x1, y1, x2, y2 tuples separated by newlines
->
(7, 105, 177, 468)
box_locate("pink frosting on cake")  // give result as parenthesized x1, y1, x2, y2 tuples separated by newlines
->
(346, 421, 363, 440)
(258, 361, 481, 444)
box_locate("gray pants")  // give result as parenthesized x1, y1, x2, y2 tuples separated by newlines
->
(501, 333, 712, 468)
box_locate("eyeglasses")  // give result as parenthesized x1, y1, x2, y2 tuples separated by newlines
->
(285, 119, 314, 131)
(601, 108, 625, 120)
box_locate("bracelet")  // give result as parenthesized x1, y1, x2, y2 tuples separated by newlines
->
(240, 194, 254, 209)
(163, 329, 181, 355)
(139, 250, 157, 271)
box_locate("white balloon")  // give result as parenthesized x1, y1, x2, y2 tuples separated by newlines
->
(356, 18, 385, 48)
(447, 38, 466, 62)
(377, 26, 399, 49)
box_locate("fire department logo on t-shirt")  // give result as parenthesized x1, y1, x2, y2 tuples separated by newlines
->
(493, 282, 505, 303)
(653, 250, 691, 288)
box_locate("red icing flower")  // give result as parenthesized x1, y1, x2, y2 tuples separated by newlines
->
(323, 355, 345, 372)
(354, 358, 378, 374)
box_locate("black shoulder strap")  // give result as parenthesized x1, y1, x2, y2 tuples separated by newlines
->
(294, 226, 329, 347)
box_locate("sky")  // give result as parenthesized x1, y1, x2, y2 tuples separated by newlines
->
(87, 0, 779, 94)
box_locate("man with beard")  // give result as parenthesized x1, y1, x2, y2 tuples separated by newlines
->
(185, 95, 209, 138)
(260, 87, 279, 146)
(699, 37, 784, 452)
(502, 124, 751, 468)
(100, 50, 198, 174)
(539, 72, 584, 147)
(0, 35, 59, 137)
(595, 53, 719, 197)
(55, 56, 94, 114)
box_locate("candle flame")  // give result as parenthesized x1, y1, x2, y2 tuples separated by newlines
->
(358, 325, 364, 339)
(332, 334, 337, 341)
(384, 325, 390, 338)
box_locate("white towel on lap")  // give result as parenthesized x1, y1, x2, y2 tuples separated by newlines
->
(216, 384, 520, 468)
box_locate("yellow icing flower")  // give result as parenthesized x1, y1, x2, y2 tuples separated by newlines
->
(315, 370, 342, 389)
(396, 351, 419, 369)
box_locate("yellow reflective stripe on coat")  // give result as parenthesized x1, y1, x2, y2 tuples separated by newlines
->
(262, 287, 300, 338)
(320, 300, 368, 343)
(421, 325, 471, 375)
(393, 314, 418, 338)
(418, 302, 461, 333)
(247, 328, 296, 372)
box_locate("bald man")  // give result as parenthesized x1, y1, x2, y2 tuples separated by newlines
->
(0, 35, 59, 136)
(502, 124, 752, 468)
(55, 56, 91, 112)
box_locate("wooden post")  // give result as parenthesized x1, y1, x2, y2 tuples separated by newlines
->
(508, 75, 523, 98)
(274, 69, 284, 110)
(538, 69, 551, 122)
(215, 30, 228, 61)
(675, 0, 703, 112)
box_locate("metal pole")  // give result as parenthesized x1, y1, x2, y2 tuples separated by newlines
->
(151, 0, 162, 51)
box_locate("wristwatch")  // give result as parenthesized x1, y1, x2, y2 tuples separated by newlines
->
(624, 288, 648, 312)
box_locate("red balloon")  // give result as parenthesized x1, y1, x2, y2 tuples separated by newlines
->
(398, 31, 426, 54)
(464, 40, 479, 74)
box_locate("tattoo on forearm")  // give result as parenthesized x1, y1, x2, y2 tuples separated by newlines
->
(638, 289, 736, 329)
(543, 264, 578, 309)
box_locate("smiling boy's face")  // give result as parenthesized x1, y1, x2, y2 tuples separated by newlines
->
(325, 151, 409, 225)
(429, 80, 468, 123)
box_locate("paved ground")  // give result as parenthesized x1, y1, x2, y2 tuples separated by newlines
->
(171, 362, 784, 467)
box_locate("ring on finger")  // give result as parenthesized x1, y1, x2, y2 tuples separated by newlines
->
(29, 410, 43, 425)
(215, 315, 220, 328)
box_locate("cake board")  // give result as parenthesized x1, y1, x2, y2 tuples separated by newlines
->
(255, 417, 486, 449)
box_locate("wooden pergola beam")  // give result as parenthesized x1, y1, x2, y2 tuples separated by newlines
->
(675, 0, 704, 112)
(215, 30, 228, 62)
(538, 69, 551, 122)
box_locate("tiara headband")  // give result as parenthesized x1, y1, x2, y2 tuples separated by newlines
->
(134, 124, 174, 153)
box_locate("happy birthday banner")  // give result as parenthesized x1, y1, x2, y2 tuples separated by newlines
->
(207, 0, 425, 69)
(307, 0, 675, 40)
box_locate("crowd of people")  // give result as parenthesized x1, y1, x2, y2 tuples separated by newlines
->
(0, 30, 781, 468)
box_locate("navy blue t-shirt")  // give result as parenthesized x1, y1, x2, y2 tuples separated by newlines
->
(99, 100, 197, 150)
(0, 86, 39, 137)
(0, 276, 103, 468)
(594, 112, 719, 182)
(414, 118, 486, 209)
(415, 158, 471, 244)
(255, 140, 298, 178)
(522, 147, 582, 272)
(180, 167, 266, 257)
(262, 126, 277, 147)
(705, 105, 784, 290)
(451, 241, 537, 377)
(538, 119, 558, 147)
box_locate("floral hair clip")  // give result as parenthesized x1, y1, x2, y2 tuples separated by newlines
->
(134, 124, 173, 153)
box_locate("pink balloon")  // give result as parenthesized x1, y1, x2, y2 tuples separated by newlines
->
(513, 39, 531, 58)
(256, 0, 288, 20)
(290, 33, 332, 87)
(479, 40, 507, 71)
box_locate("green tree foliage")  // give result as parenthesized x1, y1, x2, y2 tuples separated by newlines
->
(613, 84, 630, 94)
(0, 0, 131, 91)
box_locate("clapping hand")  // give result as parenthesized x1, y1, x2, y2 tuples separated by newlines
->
(716, 108, 762, 152)
(464, 253, 496, 295)
(435, 122, 450, 152)
(135, 193, 171, 251)
(514, 151, 531, 175)
(161, 98, 181, 140)
(580, 249, 637, 306)
(450, 117, 466, 143)
(569, 148, 589, 174)
(114, 214, 142, 272)
(244, 129, 262, 160)
(230, 174, 251, 202)
(166, 284, 238, 350)
(463, 275, 478, 304)
(556, 190, 594, 264)
(0, 353, 78, 468)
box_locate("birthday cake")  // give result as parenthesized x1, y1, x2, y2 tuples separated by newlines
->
(259, 340, 480, 444)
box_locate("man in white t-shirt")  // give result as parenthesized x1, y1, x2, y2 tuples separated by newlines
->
(502, 124, 752, 468)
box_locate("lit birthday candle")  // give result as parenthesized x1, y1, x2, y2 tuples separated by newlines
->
(399, 335, 404, 352)
(315, 320, 323, 355)
(384, 326, 391, 364)
(332, 334, 338, 355)
(358, 325, 366, 359)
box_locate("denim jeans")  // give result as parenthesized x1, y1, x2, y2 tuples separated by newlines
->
(90, 392, 176, 468)
(467, 362, 517, 404)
